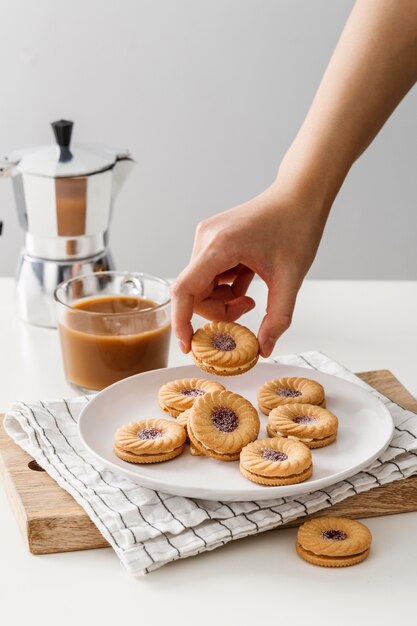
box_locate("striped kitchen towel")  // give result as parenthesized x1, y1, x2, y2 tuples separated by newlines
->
(4, 351, 417, 575)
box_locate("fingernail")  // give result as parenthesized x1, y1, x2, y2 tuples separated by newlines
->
(179, 341, 188, 354)
(261, 337, 276, 358)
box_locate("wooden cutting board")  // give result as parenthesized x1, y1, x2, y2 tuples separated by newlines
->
(0, 369, 416, 555)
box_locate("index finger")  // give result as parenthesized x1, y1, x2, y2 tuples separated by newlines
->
(171, 251, 231, 352)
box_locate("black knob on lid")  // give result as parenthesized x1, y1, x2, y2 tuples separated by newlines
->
(51, 119, 73, 162)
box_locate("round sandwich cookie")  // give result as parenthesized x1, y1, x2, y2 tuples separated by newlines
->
(296, 517, 372, 567)
(240, 437, 313, 486)
(257, 377, 325, 416)
(267, 403, 338, 449)
(191, 321, 259, 376)
(187, 389, 260, 461)
(114, 418, 186, 464)
(158, 378, 225, 417)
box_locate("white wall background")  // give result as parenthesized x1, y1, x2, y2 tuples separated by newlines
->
(0, 0, 416, 279)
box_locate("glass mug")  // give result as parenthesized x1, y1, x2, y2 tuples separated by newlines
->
(54, 271, 171, 392)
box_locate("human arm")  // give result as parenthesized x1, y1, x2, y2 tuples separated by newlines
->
(171, 0, 417, 357)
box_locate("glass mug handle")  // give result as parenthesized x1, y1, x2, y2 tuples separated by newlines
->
(120, 275, 144, 298)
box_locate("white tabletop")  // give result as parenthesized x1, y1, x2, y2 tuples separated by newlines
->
(0, 277, 416, 625)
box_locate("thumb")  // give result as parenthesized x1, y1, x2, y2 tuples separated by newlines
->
(257, 279, 297, 358)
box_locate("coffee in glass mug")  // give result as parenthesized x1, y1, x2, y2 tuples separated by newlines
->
(54, 272, 171, 392)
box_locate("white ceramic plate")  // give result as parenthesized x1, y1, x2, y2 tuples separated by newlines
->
(78, 363, 393, 501)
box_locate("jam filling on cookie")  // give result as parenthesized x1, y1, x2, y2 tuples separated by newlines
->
(276, 388, 302, 398)
(137, 427, 163, 440)
(321, 530, 348, 541)
(262, 448, 288, 462)
(211, 406, 239, 432)
(293, 415, 317, 424)
(181, 388, 205, 397)
(212, 332, 236, 351)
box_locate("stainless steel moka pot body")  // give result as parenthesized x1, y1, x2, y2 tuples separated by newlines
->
(0, 120, 134, 327)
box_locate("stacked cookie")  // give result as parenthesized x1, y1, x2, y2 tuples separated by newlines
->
(159, 377, 260, 460)
(259, 377, 338, 449)
(238, 375, 338, 485)
(114, 321, 339, 490)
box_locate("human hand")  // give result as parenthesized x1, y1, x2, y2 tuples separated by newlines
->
(171, 175, 328, 358)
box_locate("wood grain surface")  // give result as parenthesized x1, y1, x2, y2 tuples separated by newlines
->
(0, 370, 416, 554)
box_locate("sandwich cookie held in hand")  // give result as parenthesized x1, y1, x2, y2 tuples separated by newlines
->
(187, 389, 260, 461)
(158, 378, 225, 417)
(114, 418, 186, 464)
(296, 517, 372, 567)
(191, 321, 259, 376)
(267, 403, 338, 448)
(257, 377, 325, 416)
(240, 437, 313, 485)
